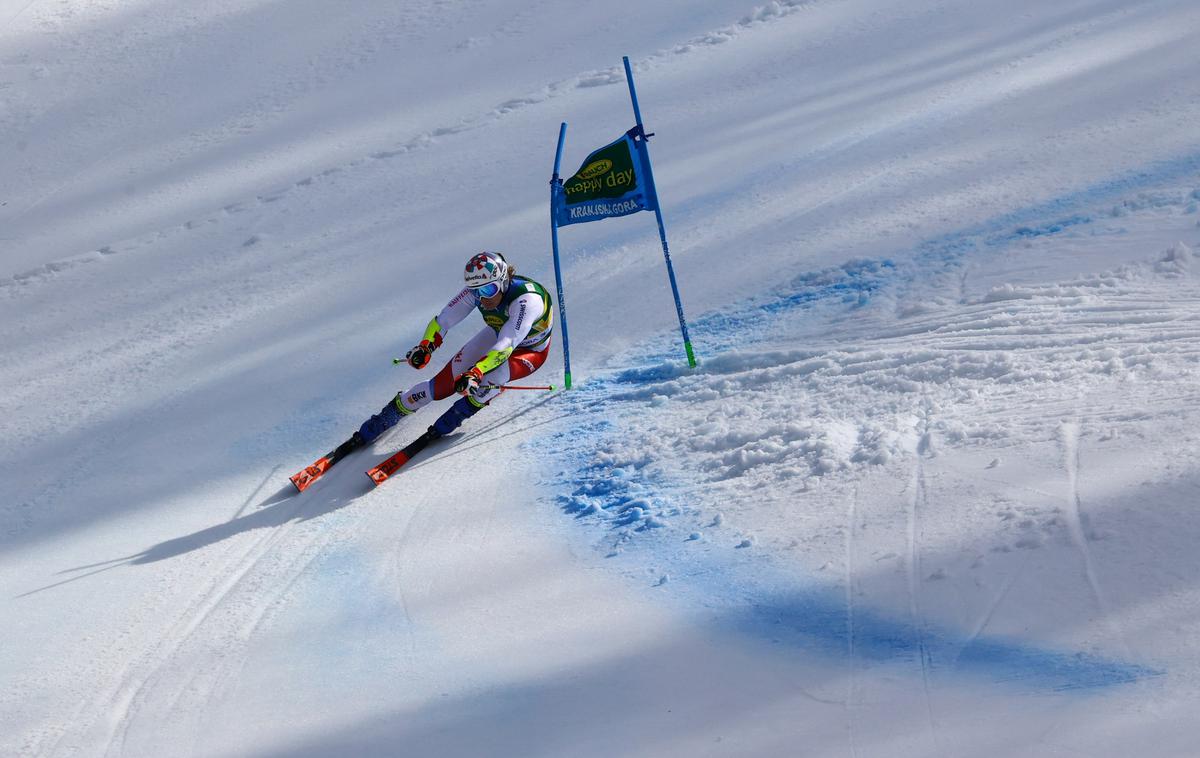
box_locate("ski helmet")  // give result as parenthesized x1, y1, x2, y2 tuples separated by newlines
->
(464, 251, 510, 298)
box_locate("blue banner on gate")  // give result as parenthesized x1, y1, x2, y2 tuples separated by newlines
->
(553, 129, 657, 227)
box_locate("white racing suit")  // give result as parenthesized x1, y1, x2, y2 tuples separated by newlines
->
(358, 275, 553, 442)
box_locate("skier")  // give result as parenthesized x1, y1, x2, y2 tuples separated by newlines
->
(364, 249, 553, 442)
(290, 251, 553, 490)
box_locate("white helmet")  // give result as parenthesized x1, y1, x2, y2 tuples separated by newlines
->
(464, 251, 510, 298)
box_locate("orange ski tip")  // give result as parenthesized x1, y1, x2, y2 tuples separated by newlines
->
(367, 452, 409, 486)
(290, 457, 332, 492)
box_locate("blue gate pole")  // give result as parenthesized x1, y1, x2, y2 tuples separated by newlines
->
(622, 55, 697, 368)
(549, 122, 573, 390)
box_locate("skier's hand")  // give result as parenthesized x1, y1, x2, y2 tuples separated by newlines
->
(406, 342, 433, 369)
(454, 366, 484, 396)
(405, 333, 442, 369)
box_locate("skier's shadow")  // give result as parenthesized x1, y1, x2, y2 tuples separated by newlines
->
(20, 457, 384, 598)
(121, 394, 562, 565)
(133, 478, 366, 565)
(126, 438, 434, 565)
(25, 394, 561, 598)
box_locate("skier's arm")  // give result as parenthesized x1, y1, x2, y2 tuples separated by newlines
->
(472, 292, 544, 374)
(407, 289, 476, 369)
(425, 289, 476, 341)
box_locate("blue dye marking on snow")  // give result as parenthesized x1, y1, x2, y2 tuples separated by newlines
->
(610, 257, 898, 378)
(535, 154, 1199, 690)
(952, 636, 1155, 691)
(729, 588, 1159, 692)
(912, 153, 1200, 268)
(623, 156, 1200, 373)
(542, 404, 1161, 691)
(712, 258, 896, 329)
(1011, 214, 1093, 239)
(612, 363, 686, 384)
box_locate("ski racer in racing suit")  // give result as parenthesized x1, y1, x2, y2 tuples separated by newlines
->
(356, 250, 553, 444)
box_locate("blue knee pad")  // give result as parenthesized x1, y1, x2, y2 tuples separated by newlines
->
(359, 400, 403, 443)
(432, 396, 483, 437)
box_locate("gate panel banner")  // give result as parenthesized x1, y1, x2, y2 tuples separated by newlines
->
(553, 130, 656, 227)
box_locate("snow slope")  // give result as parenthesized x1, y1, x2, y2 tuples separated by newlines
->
(3, 0, 1200, 755)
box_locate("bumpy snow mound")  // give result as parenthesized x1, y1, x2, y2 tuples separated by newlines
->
(1156, 241, 1194, 276)
(536, 212, 1200, 561)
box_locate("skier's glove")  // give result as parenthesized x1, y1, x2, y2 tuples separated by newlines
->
(405, 333, 443, 369)
(454, 366, 484, 396)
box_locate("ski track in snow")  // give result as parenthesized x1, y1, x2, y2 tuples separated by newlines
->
(0, 0, 818, 296)
(113, 527, 296, 756)
(9, 0, 1191, 302)
(907, 401, 943, 756)
(528, 172, 1197, 694)
(33, 484, 343, 757)
(1059, 420, 1131, 661)
(958, 559, 1025, 662)
(843, 487, 861, 758)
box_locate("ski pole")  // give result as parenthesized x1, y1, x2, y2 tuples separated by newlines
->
(482, 383, 556, 392)
(390, 358, 555, 391)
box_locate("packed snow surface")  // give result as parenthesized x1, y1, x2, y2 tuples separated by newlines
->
(3, 0, 1200, 756)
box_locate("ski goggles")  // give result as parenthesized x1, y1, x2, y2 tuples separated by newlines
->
(470, 281, 503, 300)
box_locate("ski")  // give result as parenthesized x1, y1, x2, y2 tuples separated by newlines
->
(366, 429, 439, 486)
(289, 433, 365, 492)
